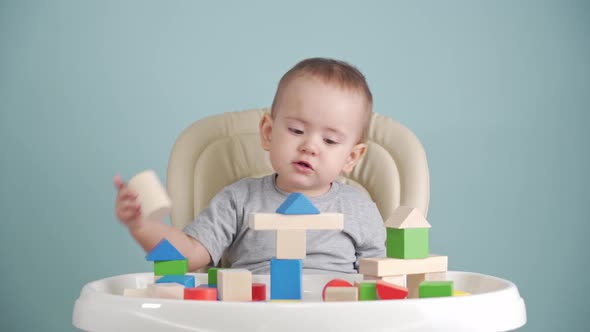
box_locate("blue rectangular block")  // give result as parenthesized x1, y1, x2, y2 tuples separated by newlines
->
(156, 275, 195, 288)
(270, 258, 302, 300)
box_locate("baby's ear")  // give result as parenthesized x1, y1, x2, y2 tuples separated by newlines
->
(259, 113, 273, 151)
(342, 143, 367, 173)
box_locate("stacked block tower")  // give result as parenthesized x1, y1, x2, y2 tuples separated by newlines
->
(359, 206, 452, 298)
(249, 193, 344, 301)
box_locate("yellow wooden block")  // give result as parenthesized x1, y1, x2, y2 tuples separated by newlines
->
(276, 229, 306, 259)
(359, 255, 448, 277)
(249, 213, 344, 230)
(453, 290, 470, 296)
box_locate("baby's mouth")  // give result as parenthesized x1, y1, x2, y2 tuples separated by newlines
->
(294, 161, 313, 170)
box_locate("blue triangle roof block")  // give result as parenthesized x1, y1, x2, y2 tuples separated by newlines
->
(276, 193, 320, 215)
(146, 238, 186, 261)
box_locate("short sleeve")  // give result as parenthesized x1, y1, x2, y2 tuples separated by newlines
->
(182, 187, 239, 266)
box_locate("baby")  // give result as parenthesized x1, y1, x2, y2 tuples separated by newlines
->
(114, 58, 386, 274)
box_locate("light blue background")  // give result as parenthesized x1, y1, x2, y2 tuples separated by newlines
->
(1, 1, 588, 331)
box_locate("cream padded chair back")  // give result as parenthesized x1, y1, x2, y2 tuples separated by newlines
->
(167, 108, 430, 229)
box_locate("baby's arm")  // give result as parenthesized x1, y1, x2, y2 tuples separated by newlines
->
(114, 175, 211, 271)
(129, 221, 211, 271)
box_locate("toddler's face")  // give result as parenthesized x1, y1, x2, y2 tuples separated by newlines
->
(260, 76, 367, 196)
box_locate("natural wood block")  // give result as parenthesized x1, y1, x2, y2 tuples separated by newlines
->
(384, 206, 431, 229)
(147, 283, 185, 299)
(363, 275, 406, 287)
(276, 229, 306, 259)
(407, 274, 426, 299)
(249, 213, 343, 230)
(218, 269, 252, 302)
(359, 255, 448, 277)
(324, 287, 358, 302)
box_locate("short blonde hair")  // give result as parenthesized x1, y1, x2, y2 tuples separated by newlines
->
(270, 57, 373, 143)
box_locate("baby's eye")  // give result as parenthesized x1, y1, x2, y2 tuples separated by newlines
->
(288, 128, 304, 135)
(324, 138, 338, 145)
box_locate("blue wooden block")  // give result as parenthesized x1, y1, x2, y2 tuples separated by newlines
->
(146, 238, 185, 261)
(270, 258, 302, 300)
(156, 275, 195, 288)
(276, 193, 319, 215)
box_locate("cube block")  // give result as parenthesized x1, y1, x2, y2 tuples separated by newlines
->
(270, 258, 302, 300)
(387, 228, 429, 259)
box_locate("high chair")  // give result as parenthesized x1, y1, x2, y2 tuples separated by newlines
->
(72, 109, 526, 332)
(166, 108, 431, 231)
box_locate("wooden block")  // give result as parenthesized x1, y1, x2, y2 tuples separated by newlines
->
(407, 274, 425, 299)
(218, 269, 252, 302)
(276, 193, 320, 214)
(208, 267, 223, 286)
(453, 289, 470, 296)
(184, 287, 217, 301)
(322, 279, 353, 300)
(419, 281, 453, 298)
(384, 206, 431, 229)
(324, 287, 358, 302)
(153, 259, 188, 276)
(249, 213, 343, 230)
(252, 283, 267, 301)
(276, 229, 306, 259)
(123, 288, 148, 297)
(363, 275, 406, 287)
(156, 275, 195, 288)
(354, 281, 378, 301)
(376, 280, 408, 300)
(359, 255, 448, 277)
(270, 258, 302, 300)
(146, 238, 185, 261)
(386, 228, 429, 259)
(147, 283, 185, 299)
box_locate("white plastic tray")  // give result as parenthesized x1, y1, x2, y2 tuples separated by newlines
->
(72, 271, 526, 332)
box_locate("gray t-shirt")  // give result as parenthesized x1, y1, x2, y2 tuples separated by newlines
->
(183, 173, 386, 274)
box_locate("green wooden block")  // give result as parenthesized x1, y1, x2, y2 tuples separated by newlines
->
(386, 228, 429, 259)
(358, 282, 378, 301)
(208, 267, 222, 286)
(419, 281, 453, 298)
(154, 259, 188, 276)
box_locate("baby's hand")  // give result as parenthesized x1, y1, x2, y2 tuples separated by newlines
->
(114, 175, 145, 229)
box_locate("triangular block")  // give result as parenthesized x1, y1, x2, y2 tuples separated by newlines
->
(276, 193, 320, 215)
(146, 238, 185, 261)
(384, 206, 431, 229)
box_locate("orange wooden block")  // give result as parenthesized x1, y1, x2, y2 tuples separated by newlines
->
(376, 280, 408, 300)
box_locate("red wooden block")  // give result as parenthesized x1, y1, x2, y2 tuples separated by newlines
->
(322, 279, 353, 301)
(376, 280, 408, 300)
(184, 287, 217, 301)
(252, 283, 267, 301)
